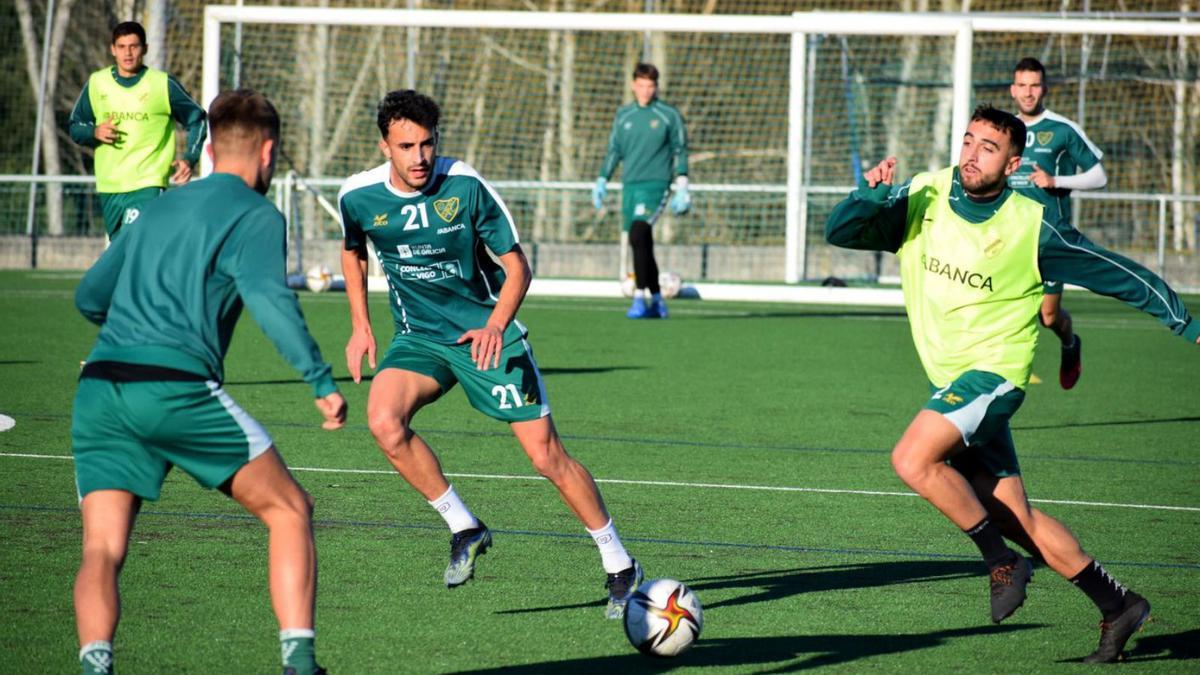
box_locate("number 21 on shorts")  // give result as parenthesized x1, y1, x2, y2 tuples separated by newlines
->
(491, 384, 525, 409)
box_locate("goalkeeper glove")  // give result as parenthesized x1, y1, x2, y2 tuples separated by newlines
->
(669, 176, 691, 215)
(592, 178, 607, 210)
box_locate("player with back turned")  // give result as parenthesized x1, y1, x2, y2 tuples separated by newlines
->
(825, 104, 1200, 663)
(71, 89, 345, 675)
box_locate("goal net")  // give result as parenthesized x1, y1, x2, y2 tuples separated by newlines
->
(202, 8, 1200, 291)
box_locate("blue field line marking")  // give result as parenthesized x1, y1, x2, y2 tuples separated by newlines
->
(5, 411, 1198, 466)
(2, 503, 1197, 571)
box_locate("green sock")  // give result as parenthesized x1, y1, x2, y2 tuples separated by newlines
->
(80, 640, 113, 675)
(280, 629, 317, 674)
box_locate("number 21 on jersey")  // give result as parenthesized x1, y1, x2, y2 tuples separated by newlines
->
(401, 203, 429, 231)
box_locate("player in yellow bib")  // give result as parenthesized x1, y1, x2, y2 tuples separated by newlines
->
(826, 105, 1200, 663)
(68, 22, 207, 238)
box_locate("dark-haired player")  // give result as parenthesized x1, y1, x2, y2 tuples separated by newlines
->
(825, 104, 1199, 662)
(338, 90, 643, 619)
(1009, 57, 1109, 389)
(68, 21, 207, 238)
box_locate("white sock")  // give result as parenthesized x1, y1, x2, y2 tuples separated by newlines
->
(79, 641, 113, 673)
(279, 628, 315, 640)
(428, 485, 480, 533)
(586, 518, 633, 573)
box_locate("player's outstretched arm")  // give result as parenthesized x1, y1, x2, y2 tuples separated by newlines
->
(457, 246, 531, 371)
(341, 245, 376, 383)
(1039, 220, 1200, 345)
(825, 157, 909, 253)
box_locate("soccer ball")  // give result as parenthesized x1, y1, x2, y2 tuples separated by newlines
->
(623, 578, 703, 657)
(305, 264, 333, 293)
(620, 273, 637, 298)
(658, 271, 683, 299)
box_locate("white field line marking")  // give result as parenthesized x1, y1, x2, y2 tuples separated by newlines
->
(6, 288, 1189, 331)
(6, 452, 1197, 513)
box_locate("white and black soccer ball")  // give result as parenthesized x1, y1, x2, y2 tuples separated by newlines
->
(623, 578, 703, 657)
(305, 264, 333, 293)
(658, 271, 683, 299)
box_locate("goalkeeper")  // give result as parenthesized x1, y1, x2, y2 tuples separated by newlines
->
(825, 105, 1199, 663)
(592, 62, 689, 319)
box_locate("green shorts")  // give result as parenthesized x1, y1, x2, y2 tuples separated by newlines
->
(924, 370, 1025, 477)
(1042, 280, 1063, 295)
(99, 187, 163, 238)
(621, 180, 670, 232)
(72, 377, 273, 500)
(378, 333, 550, 422)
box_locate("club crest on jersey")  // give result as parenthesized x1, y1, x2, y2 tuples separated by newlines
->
(434, 197, 460, 223)
(373, 213, 388, 227)
(984, 238, 1005, 258)
(650, 119, 660, 129)
(1036, 131, 1054, 146)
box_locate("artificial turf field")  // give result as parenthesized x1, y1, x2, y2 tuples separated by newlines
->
(1, 268, 1197, 673)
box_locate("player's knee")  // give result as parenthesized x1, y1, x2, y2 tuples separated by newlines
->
(527, 445, 570, 481)
(889, 445, 927, 487)
(367, 408, 411, 446)
(80, 538, 128, 571)
(1039, 307, 1057, 328)
(529, 454, 561, 481)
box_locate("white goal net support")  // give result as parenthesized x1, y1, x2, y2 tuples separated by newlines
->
(202, 7, 1200, 298)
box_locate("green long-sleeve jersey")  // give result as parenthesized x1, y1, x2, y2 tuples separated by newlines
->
(1007, 109, 1103, 222)
(826, 169, 1200, 345)
(76, 173, 337, 398)
(599, 98, 688, 184)
(69, 66, 207, 168)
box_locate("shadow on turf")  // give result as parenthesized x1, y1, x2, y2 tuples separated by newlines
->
(1118, 628, 1199, 663)
(496, 559, 982, 616)
(450, 624, 1043, 673)
(684, 560, 981, 611)
(225, 366, 641, 386)
(1013, 416, 1200, 431)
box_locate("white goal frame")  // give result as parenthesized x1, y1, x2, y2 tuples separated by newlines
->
(202, 6, 1200, 300)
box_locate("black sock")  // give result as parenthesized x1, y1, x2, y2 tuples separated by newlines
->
(964, 518, 1012, 568)
(1070, 561, 1128, 618)
(629, 221, 660, 294)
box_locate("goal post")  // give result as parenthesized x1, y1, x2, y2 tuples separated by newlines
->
(201, 6, 1200, 295)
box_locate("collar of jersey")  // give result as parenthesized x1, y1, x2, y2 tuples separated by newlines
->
(949, 167, 1012, 224)
(1018, 109, 1048, 127)
(110, 65, 148, 88)
(384, 174, 424, 199)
